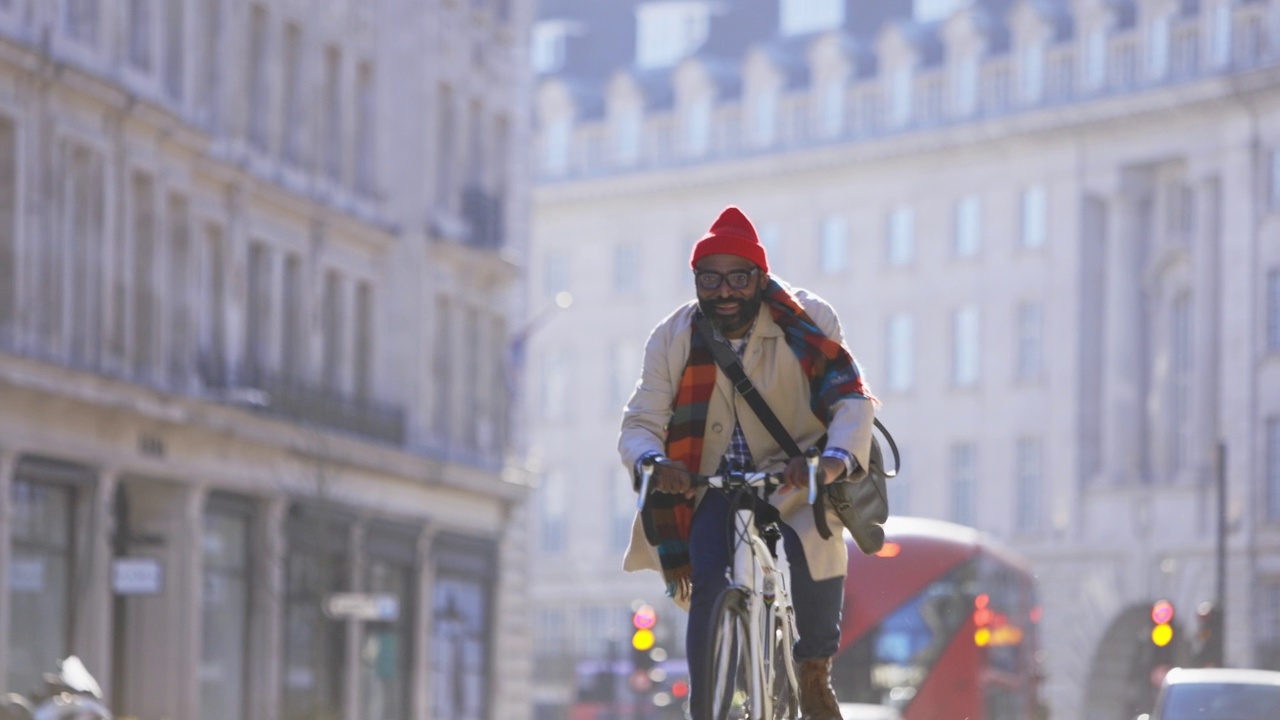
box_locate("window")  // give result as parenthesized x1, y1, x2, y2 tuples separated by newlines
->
(542, 347, 569, 421)
(432, 296, 452, 437)
(132, 173, 158, 379)
(1112, 40, 1138, 89)
(952, 55, 978, 116)
(955, 195, 981, 257)
(613, 244, 640, 295)
(283, 508, 349, 720)
(915, 0, 964, 23)
(66, 146, 103, 367)
(201, 497, 252, 720)
(1170, 294, 1192, 471)
(820, 79, 844, 137)
(1268, 269, 1280, 352)
(820, 215, 848, 275)
(887, 205, 914, 267)
(64, 0, 98, 45)
(890, 66, 913, 126)
(355, 282, 374, 402)
(361, 528, 415, 720)
(753, 89, 778, 147)
(635, 1, 712, 68)
(613, 106, 641, 165)
(323, 45, 344, 183)
(281, 254, 303, 381)
(950, 443, 976, 526)
(780, 0, 844, 36)
(163, 0, 184, 99)
(436, 83, 457, 202)
(543, 116, 570, 176)
(1022, 43, 1045, 103)
(245, 242, 271, 375)
(1020, 185, 1047, 248)
(0, 117, 13, 340)
(1015, 438, 1043, 532)
(685, 97, 711, 157)
(281, 24, 304, 166)
(1149, 15, 1171, 79)
(355, 62, 376, 196)
(952, 305, 981, 386)
(128, 0, 152, 71)
(200, 225, 228, 381)
(7, 478, 75, 695)
(534, 607, 568, 659)
(1085, 27, 1108, 89)
(198, 0, 222, 130)
(886, 314, 914, 393)
(1171, 27, 1200, 78)
(1211, 1, 1232, 68)
(1269, 418, 1280, 521)
(321, 270, 344, 392)
(431, 539, 495, 720)
(167, 194, 192, 382)
(543, 249, 570, 299)
(1270, 149, 1280, 210)
(539, 470, 567, 553)
(984, 64, 1011, 113)
(246, 5, 269, 152)
(1016, 301, 1043, 381)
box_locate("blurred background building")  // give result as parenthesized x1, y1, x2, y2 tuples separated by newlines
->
(0, 1, 536, 720)
(528, 0, 1280, 718)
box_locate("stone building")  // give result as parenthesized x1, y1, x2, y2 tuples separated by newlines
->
(0, 1, 535, 719)
(528, 0, 1280, 718)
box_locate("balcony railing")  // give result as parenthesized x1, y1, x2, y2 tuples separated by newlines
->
(199, 356, 407, 446)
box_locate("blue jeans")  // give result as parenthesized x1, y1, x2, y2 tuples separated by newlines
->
(686, 489, 843, 719)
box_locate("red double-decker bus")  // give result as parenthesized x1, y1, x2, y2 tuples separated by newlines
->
(832, 516, 1046, 720)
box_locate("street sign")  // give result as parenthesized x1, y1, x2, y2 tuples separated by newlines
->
(112, 557, 163, 595)
(323, 592, 400, 621)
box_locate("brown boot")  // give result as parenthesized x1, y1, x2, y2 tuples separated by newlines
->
(798, 657, 841, 720)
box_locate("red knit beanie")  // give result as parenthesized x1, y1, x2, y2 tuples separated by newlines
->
(690, 206, 769, 273)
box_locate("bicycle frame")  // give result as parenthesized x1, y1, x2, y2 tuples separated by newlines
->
(639, 449, 821, 720)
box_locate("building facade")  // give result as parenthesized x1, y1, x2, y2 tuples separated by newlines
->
(0, 1, 535, 719)
(529, 0, 1280, 718)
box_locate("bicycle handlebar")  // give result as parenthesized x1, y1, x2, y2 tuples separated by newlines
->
(637, 447, 821, 512)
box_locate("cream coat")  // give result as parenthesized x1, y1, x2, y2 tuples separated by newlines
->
(618, 287, 875, 584)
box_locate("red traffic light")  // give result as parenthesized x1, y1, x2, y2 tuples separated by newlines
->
(1152, 600, 1174, 625)
(632, 604, 657, 630)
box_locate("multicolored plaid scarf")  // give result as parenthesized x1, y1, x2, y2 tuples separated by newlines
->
(643, 279, 873, 598)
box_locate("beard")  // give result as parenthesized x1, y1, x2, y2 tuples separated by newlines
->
(699, 289, 764, 335)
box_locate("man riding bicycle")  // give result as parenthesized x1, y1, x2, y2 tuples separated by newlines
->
(618, 205, 878, 719)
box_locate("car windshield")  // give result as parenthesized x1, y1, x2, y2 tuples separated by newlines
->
(1160, 682, 1280, 720)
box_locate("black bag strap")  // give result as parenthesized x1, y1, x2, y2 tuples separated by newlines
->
(695, 316, 835, 540)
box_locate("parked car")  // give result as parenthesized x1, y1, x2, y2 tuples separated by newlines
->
(1150, 667, 1280, 720)
(839, 702, 903, 720)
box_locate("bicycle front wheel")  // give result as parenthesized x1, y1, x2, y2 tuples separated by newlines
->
(703, 587, 752, 720)
(766, 605, 800, 719)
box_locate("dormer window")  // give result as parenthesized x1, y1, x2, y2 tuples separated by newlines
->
(533, 20, 581, 74)
(780, 0, 843, 37)
(915, 0, 967, 24)
(636, 1, 714, 70)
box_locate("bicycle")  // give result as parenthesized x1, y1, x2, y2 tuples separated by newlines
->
(638, 448, 824, 720)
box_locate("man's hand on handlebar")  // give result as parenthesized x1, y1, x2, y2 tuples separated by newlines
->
(651, 458, 696, 498)
(780, 455, 845, 494)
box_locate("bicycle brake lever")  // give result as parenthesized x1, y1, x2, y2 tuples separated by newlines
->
(805, 447, 820, 504)
(638, 457, 656, 511)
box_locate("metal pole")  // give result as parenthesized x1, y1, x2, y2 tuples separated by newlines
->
(1215, 441, 1227, 662)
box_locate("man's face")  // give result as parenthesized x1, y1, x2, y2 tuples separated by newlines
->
(694, 253, 766, 337)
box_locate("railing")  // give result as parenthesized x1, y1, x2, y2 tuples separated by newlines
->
(461, 186, 505, 250)
(199, 357, 407, 446)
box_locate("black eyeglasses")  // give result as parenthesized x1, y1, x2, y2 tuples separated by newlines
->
(693, 267, 759, 291)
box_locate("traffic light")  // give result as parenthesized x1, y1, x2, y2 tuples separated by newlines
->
(631, 604, 658, 671)
(1150, 600, 1175, 649)
(1192, 601, 1223, 668)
